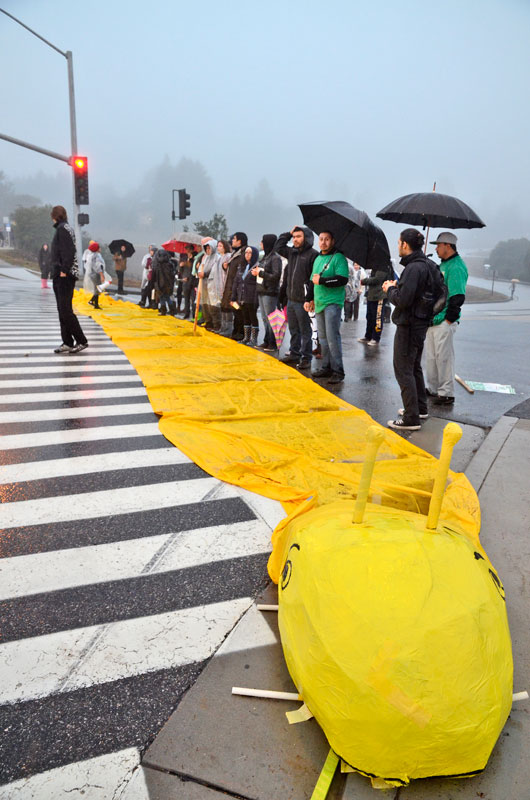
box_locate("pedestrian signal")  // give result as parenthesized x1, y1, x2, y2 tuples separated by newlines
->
(178, 189, 191, 220)
(72, 156, 89, 205)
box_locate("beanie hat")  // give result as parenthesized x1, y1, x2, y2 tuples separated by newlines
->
(88, 241, 99, 252)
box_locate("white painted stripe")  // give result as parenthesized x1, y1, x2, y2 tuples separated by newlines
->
(0, 386, 147, 404)
(0, 362, 134, 374)
(1, 374, 143, 388)
(0, 401, 151, 423)
(1, 446, 190, 484)
(0, 598, 252, 707)
(0, 749, 144, 800)
(0, 345, 118, 354)
(1, 420, 159, 449)
(0, 518, 270, 600)
(0, 354, 127, 363)
(0, 476, 225, 527)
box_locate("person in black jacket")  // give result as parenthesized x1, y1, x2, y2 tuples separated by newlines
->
(221, 232, 248, 340)
(231, 246, 260, 345)
(253, 234, 282, 351)
(383, 228, 431, 431)
(50, 205, 88, 354)
(275, 226, 318, 368)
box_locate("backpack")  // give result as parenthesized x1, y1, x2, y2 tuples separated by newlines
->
(415, 259, 448, 320)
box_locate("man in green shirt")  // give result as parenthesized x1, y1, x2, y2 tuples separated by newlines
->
(425, 232, 468, 406)
(304, 231, 349, 384)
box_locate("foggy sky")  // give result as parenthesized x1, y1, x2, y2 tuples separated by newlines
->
(1, 0, 529, 253)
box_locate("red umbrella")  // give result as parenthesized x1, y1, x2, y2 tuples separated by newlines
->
(161, 239, 198, 254)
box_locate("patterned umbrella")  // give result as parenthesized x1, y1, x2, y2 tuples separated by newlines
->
(268, 308, 288, 349)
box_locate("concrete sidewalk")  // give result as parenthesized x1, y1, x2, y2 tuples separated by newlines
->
(132, 410, 529, 800)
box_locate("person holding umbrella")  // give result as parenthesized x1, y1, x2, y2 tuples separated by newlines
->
(305, 231, 349, 383)
(383, 228, 432, 431)
(109, 240, 135, 295)
(424, 232, 468, 406)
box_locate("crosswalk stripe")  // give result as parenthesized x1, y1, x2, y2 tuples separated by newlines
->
(0, 400, 151, 423)
(0, 446, 190, 484)
(1, 375, 143, 389)
(0, 662, 203, 786)
(0, 354, 127, 363)
(0, 362, 134, 374)
(0, 386, 146, 405)
(1, 495, 255, 559)
(1, 421, 160, 449)
(0, 599, 253, 706)
(1, 433, 164, 467)
(0, 551, 268, 644)
(0, 476, 223, 528)
(0, 519, 269, 601)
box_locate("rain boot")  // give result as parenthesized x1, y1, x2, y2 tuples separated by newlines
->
(41, 278, 48, 289)
(250, 327, 259, 347)
(242, 325, 251, 345)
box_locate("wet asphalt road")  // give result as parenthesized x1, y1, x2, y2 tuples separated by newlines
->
(292, 277, 530, 433)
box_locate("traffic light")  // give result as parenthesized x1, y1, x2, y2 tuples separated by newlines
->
(178, 188, 190, 220)
(72, 156, 89, 205)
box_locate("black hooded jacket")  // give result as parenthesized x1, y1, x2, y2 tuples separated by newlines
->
(232, 246, 259, 305)
(275, 227, 318, 305)
(256, 234, 282, 297)
(50, 220, 79, 279)
(221, 232, 248, 310)
(386, 250, 430, 326)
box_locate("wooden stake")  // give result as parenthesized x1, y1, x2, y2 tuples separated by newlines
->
(455, 374, 474, 394)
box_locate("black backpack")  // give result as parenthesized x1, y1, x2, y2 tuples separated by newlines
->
(415, 259, 448, 320)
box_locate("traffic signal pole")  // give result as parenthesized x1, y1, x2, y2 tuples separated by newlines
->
(65, 50, 83, 270)
(0, 8, 84, 269)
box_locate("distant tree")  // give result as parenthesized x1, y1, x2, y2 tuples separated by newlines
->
(194, 213, 229, 240)
(489, 238, 530, 281)
(12, 205, 53, 257)
(0, 171, 40, 221)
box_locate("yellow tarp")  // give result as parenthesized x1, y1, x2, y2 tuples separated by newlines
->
(73, 290, 480, 582)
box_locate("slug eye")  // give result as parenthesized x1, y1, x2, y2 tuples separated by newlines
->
(281, 543, 300, 591)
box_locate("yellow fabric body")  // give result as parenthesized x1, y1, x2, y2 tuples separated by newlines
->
(72, 292, 510, 785)
(73, 290, 480, 583)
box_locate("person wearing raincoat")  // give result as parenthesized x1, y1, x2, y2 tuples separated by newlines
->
(199, 239, 223, 331)
(86, 242, 106, 309)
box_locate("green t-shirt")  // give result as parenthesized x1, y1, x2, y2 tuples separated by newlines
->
(433, 253, 468, 326)
(311, 252, 349, 313)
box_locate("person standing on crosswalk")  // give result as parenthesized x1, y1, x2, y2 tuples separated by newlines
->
(50, 205, 89, 354)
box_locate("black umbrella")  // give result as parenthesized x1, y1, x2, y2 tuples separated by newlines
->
(108, 239, 135, 257)
(298, 201, 391, 269)
(376, 192, 485, 230)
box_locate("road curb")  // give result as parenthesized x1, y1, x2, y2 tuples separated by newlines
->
(464, 415, 518, 493)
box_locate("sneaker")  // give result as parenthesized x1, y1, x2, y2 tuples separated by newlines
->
(280, 353, 299, 364)
(367, 340, 379, 347)
(263, 345, 278, 352)
(399, 408, 428, 419)
(54, 343, 74, 354)
(357, 337, 370, 343)
(328, 372, 345, 384)
(69, 343, 89, 353)
(433, 395, 455, 406)
(311, 368, 332, 378)
(387, 418, 421, 431)
(297, 358, 312, 370)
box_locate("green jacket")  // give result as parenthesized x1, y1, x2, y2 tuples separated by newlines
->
(311, 251, 349, 313)
(433, 253, 468, 326)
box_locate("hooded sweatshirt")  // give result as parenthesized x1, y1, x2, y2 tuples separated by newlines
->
(275, 227, 318, 304)
(256, 234, 282, 297)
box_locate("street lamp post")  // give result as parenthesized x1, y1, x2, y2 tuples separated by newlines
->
(0, 8, 84, 268)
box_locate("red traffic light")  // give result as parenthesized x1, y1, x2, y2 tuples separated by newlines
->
(72, 156, 89, 205)
(73, 157, 86, 171)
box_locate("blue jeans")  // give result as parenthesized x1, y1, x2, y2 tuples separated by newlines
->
(258, 294, 278, 346)
(316, 303, 344, 375)
(286, 300, 312, 360)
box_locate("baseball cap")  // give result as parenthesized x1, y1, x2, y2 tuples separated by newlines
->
(430, 232, 458, 246)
